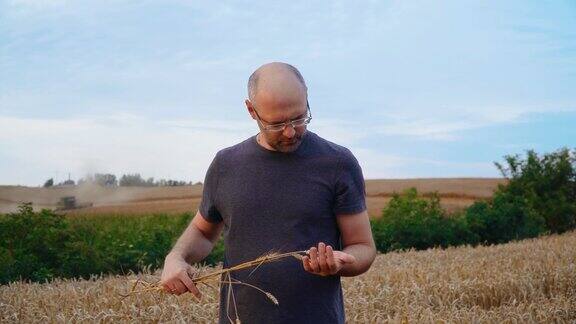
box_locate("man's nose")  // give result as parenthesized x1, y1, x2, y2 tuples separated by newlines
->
(283, 124, 296, 138)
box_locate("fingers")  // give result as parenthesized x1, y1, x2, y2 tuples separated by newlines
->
(160, 277, 177, 294)
(302, 255, 312, 272)
(181, 267, 202, 299)
(326, 245, 336, 272)
(160, 263, 201, 298)
(302, 242, 358, 277)
(308, 246, 320, 273)
(302, 242, 337, 276)
(172, 280, 187, 296)
(162, 277, 198, 297)
(318, 243, 329, 274)
(161, 282, 174, 293)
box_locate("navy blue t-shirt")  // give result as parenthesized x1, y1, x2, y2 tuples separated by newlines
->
(199, 130, 366, 324)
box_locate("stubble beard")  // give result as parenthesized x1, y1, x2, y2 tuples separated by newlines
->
(263, 130, 306, 153)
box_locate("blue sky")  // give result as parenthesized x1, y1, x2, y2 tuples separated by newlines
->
(1, 0, 575, 186)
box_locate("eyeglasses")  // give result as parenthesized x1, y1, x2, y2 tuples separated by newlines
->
(252, 101, 312, 132)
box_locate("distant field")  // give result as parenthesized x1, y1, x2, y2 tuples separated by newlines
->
(0, 178, 506, 217)
(2, 229, 573, 323)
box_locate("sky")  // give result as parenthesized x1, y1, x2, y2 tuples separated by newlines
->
(1, 0, 575, 186)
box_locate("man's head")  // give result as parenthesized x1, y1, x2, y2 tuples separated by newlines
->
(245, 62, 310, 153)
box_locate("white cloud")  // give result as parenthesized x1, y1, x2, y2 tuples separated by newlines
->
(0, 113, 255, 185)
(364, 103, 575, 141)
(314, 104, 537, 143)
(307, 120, 500, 178)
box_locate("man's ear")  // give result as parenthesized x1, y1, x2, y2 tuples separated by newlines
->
(245, 99, 256, 120)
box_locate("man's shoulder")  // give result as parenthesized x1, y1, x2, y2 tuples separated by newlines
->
(213, 136, 255, 161)
(306, 131, 357, 161)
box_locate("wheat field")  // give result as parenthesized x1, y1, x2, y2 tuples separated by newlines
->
(0, 178, 505, 216)
(1, 230, 574, 323)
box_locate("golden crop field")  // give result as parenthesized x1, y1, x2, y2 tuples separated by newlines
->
(0, 178, 506, 217)
(2, 230, 574, 323)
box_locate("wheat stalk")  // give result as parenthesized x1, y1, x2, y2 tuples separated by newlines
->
(119, 250, 306, 324)
(120, 250, 307, 297)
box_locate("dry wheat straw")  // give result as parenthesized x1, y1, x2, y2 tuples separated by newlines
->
(120, 250, 306, 297)
(2, 234, 576, 323)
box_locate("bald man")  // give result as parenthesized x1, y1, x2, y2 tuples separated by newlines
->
(161, 62, 376, 323)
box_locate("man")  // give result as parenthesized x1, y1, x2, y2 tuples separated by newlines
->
(161, 62, 376, 323)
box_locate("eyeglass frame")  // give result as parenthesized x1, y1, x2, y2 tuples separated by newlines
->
(251, 100, 312, 132)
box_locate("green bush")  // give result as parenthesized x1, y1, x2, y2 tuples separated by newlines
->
(494, 148, 576, 234)
(371, 188, 474, 253)
(0, 203, 70, 282)
(67, 213, 194, 275)
(461, 148, 575, 245)
(464, 192, 546, 245)
(0, 207, 224, 284)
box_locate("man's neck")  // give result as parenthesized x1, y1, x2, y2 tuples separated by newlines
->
(256, 133, 277, 151)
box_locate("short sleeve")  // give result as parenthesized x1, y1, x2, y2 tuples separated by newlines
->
(199, 153, 223, 223)
(333, 150, 367, 215)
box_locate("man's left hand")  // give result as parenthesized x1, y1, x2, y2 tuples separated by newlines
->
(302, 242, 356, 276)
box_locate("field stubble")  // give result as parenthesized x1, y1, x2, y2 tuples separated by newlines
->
(1, 230, 574, 323)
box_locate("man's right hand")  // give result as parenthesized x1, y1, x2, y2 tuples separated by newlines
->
(160, 253, 202, 298)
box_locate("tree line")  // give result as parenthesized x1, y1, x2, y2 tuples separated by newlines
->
(43, 173, 202, 188)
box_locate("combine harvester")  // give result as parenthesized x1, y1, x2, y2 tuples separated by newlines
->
(56, 196, 93, 211)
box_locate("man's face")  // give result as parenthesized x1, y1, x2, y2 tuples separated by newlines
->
(247, 96, 309, 153)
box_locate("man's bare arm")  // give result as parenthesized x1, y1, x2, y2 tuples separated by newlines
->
(168, 211, 224, 263)
(303, 210, 376, 277)
(336, 209, 376, 276)
(161, 211, 224, 297)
